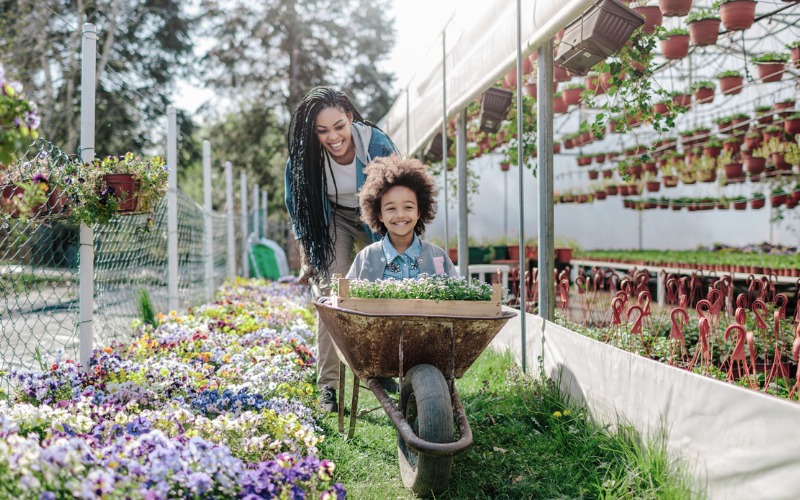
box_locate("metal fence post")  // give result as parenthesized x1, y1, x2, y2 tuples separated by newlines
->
(240, 172, 249, 278)
(225, 161, 236, 278)
(252, 184, 259, 240)
(203, 140, 213, 299)
(79, 23, 96, 369)
(167, 107, 179, 312)
(262, 190, 268, 238)
(537, 41, 555, 321)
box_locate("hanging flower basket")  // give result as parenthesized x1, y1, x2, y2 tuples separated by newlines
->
(791, 45, 800, 68)
(724, 162, 744, 182)
(553, 65, 571, 82)
(687, 17, 721, 47)
(775, 99, 795, 112)
(646, 180, 661, 192)
(594, 153, 606, 163)
(633, 5, 663, 34)
(500, 162, 510, 172)
(732, 199, 748, 210)
(752, 53, 789, 82)
(723, 140, 741, 155)
(751, 195, 766, 209)
(588, 169, 600, 180)
(744, 154, 766, 175)
(784, 114, 800, 135)
(653, 101, 669, 115)
(772, 152, 792, 170)
(718, 73, 743, 95)
(602, 169, 614, 178)
(660, 33, 689, 59)
(553, 94, 568, 114)
(693, 86, 715, 105)
(720, 0, 756, 31)
(562, 86, 583, 106)
(662, 175, 678, 187)
(658, 0, 693, 17)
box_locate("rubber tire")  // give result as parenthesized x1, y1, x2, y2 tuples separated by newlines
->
(397, 364, 454, 497)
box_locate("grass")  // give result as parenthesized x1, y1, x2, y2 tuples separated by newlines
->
(318, 350, 703, 499)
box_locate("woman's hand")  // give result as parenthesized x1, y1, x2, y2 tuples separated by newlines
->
(298, 244, 315, 285)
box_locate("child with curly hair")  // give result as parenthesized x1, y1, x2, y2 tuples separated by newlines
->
(347, 155, 457, 280)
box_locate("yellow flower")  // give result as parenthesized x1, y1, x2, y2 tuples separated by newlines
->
(552, 411, 562, 418)
(563, 409, 571, 416)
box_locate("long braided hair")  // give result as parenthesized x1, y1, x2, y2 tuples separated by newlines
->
(287, 87, 373, 277)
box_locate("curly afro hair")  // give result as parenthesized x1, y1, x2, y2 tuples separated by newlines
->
(359, 155, 438, 236)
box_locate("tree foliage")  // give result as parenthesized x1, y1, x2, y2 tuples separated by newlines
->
(200, 0, 396, 121)
(0, 0, 194, 154)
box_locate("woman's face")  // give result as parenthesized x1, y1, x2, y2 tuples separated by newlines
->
(315, 107, 355, 163)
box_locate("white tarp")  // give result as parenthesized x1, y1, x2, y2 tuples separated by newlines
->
(380, 0, 597, 156)
(491, 309, 800, 499)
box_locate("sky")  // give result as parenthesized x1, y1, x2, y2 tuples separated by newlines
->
(172, 0, 460, 117)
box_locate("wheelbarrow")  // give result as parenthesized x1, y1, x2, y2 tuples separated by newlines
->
(314, 299, 515, 497)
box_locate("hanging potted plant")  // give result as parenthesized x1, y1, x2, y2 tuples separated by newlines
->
(62, 153, 168, 225)
(750, 191, 766, 209)
(716, 70, 744, 95)
(585, 72, 601, 94)
(731, 195, 747, 210)
(723, 136, 742, 155)
(719, 151, 744, 182)
(671, 90, 692, 109)
(644, 172, 661, 192)
(691, 80, 715, 104)
(770, 186, 788, 207)
(686, 9, 721, 47)
(660, 28, 690, 59)
(784, 112, 800, 136)
(588, 169, 600, 180)
(743, 148, 766, 177)
(632, 2, 664, 34)
(719, 0, 757, 31)
(702, 137, 722, 157)
(562, 83, 585, 106)
(788, 41, 800, 68)
(553, 92, 568, 114)
(752, 52, 789, 82)
(763, 124, 784, 142)
(658, 0, 693, 17)
(755, 104, 775, 125)
(774, 97, 795, 116)
(577, 153, 593, 167)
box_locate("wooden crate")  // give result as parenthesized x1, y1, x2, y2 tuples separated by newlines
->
(331, 277, 503, 316)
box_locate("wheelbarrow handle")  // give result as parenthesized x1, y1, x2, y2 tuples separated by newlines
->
(366, 377, 473, 458)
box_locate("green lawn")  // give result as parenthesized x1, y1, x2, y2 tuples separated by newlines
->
(318, 350, 703, 499)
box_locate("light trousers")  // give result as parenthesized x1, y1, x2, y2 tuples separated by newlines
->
(315, 206, 371, 390)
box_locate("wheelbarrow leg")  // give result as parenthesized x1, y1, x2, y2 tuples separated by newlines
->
(348, 372, 360, 439)
(338, 361, 346, 434)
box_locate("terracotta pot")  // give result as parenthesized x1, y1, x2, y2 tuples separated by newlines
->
(500, 162, 510, 172)
(750, 198, 766, 209)
(757, 62, 785, 83)
(720, 0, 756, 31)
(744, 134, 762, 150)
(593, 154, 606, 163)
(660, 34, 689, 60)
(602, 169, 614, 178)
(595, 191, 607, 200)
(562, 87, 582, 106)
(523, 83, 537, 97)
(719, 75, 743, 95)
(723, 142, 741, 155)
(793, 189, 800, 202)
(577, 156, 593, 167)
(646, 181, 661, 192)
(694, 87, 714, 104)
(553, 142, 561, 154)
(733, 201, 747, 210)
(506, 245, 520, 260)
(662, 175, 678, 187)
(553, 98, 568, 114)
(633, 6, 663, 34)
(628, 165, 643, 179)
(703, 146, 721, 157)
(792, 46, 800, 69)
(744, 155, 766, 175)
(643, 162, 657, 174)
(659, 0, 693, 17)
(584, 76, 599, 93)
(449, 247, 458, 263)
(653, 101, 669, 115)
(673, 93, 691, 108)
(763, 129, 782, 142)
(606, 185, 619, 195)
(553, 64, 570, 82)
(688, 19, 720, 46)
(772, 152, 792, 170)
(771, 194, 787, 207)
(588, 170, 599, 180)
(104, 173, 140, 212)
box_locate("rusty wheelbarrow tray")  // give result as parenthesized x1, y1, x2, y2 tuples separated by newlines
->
(314, 300, 515, 497)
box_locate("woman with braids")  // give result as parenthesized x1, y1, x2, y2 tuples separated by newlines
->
(285, 86, 398, 413)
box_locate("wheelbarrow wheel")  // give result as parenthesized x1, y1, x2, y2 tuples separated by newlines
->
(397, 364, 454, 497)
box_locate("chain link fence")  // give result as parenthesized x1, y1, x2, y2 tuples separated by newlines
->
(1, 142, 245, 381)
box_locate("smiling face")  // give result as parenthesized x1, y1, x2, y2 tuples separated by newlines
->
(379, 185, 420, 246)
(315, 106, 355, 163)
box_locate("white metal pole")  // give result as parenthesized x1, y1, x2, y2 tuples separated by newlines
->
(203, 140, 214, 299)
(456, 110, 468, 278)
(225, 161, 236, 278)
(240, 172, 249, 278)
(252, 184, 259, 240)
(167, 107, 179, 311)
(262, 190, 268, 237)
(442, 32, 450, 255)
(79, 23, 96, 370)
(537, 41, 555, 321)
(515, 0, 527, 372)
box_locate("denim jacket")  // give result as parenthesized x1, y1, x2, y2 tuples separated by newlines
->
(284, 122, 398, 241)
(346, 240, 459, 281)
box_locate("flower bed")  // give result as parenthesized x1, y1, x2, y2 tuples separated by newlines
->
(0, 278, 345, 499)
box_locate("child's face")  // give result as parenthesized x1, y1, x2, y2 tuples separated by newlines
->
(314, 106, 354, 163)
(379, 186, 419, 241)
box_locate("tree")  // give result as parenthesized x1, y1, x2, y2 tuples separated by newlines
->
(0, 0, 194, 154)
(200, 0, 396, 121)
